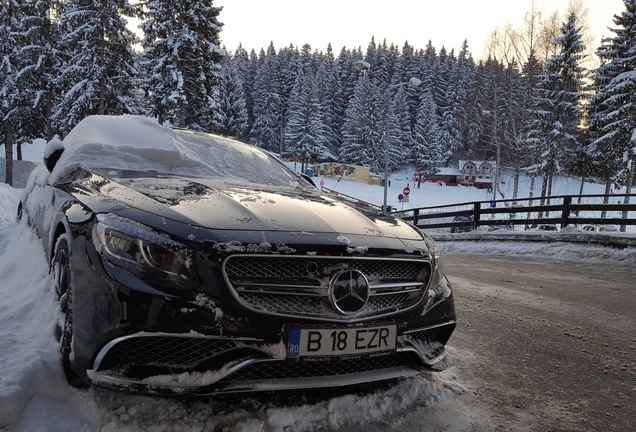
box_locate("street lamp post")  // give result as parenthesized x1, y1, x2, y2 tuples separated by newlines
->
(481, 109, 500, 203)
(355, 61, 421, 212)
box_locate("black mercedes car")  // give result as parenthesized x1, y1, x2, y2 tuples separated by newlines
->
(19, 115, 456, 395)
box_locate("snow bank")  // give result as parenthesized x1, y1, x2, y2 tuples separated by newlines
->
(0, 183, 20, 226)
(439, 238, 636, 262)
(0, 218, 73, 429)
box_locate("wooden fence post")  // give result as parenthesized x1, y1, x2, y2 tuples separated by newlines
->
(473, 202, 481, 229)
(561, 196, 572, 228)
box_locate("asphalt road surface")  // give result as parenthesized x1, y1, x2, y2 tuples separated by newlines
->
(449, 254, 635, 431)
(344, 253, 635, 432)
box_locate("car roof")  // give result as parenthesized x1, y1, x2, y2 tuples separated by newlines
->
(48, 115, 302, 188)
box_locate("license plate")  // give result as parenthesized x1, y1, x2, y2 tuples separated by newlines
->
(287, 325, 397, 358)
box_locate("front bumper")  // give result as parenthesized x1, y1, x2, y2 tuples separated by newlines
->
(87, 320, 456, 395)
(71, 230, 456, 396)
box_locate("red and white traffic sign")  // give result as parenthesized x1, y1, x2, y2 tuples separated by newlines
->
(403, 186, 410, 196)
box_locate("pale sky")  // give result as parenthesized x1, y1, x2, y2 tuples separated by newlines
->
(215, 0, 626, 58)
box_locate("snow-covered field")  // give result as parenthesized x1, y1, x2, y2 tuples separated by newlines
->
(1, 138, 634, 431)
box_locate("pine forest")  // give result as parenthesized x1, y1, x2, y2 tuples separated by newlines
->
(2, 0, 636, 201)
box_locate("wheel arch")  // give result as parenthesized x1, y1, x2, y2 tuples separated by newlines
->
(49, 219, 71, 267)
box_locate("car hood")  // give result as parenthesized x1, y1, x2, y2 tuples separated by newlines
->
(69, 173, 423, 240)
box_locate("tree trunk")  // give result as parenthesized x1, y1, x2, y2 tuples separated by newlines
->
(601, 177, 612, 219)
(512, 166, 520, 200)
(538, 176, 548, 219)
(546, 172, 554, 218)
(526, 176, 536, 229)
(4, 128, 14, 187)
(575, 175, 585, 217)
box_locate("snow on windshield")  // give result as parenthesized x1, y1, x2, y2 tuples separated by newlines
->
(49, 115, 303, 188)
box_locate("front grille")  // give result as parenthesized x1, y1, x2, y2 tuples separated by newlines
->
(221, 352, 423, 382)
(223, 255, 431, 320)
(96, 336, 242, 371)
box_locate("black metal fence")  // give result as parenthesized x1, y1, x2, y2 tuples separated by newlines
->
(321, 187, 383, 210)
(394, 194, 636, 232)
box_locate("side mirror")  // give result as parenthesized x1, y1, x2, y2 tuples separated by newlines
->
(43, 139, 65, 172)
(300, 173, 316, 187)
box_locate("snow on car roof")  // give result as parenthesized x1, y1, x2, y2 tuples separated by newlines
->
(49, 115, 298, 186)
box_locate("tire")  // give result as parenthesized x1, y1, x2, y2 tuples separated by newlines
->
(52, 234, 89, 389)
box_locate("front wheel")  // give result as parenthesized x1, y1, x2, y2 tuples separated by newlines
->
(52, 234, 89, 388)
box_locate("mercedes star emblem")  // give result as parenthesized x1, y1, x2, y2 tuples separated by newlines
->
(330, 268, 370, 314)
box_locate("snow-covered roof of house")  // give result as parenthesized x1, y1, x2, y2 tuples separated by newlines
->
(458, 160, 496, 168)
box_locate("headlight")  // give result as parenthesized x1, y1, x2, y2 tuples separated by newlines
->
(422, 233, 444, 289)
(93, 214, 196, 290)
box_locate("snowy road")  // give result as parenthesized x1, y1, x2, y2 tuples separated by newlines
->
(440, 254, 636, 432)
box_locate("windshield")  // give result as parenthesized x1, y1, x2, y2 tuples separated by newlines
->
(49, 115, 309, 188)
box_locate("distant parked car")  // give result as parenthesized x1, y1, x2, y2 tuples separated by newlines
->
(488, 222, 514, 232)
(583, 224, 619, 232)
(531, 224, 559, 231)
(450, 215, 473, 233)
(536, 224, 558, 231)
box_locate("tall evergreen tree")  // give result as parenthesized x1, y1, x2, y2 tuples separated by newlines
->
(1, 0, 21, 185)
(447, 40, 474, 161)
(54, 0, 140, 135)
(340, 74, 384, 171)
(140, 0, 224, 129)
(284, 70, 330, 163)
(213, 60, 249, 139)
(250, 48, 285, 152)
(589, 0, 636, 199)
(413, 90, 444, 177)
(387, 85, 413, 167)
(526, 12, 587, 198)
(476, 57, 505, 162)
(13, 0, 62, 144)
(500, 61, 531, 200)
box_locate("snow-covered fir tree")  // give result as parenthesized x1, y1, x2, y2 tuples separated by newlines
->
(526, 12, 587, 198)
(53, 0, 140, 135)
(0, 0, 21, 185)
(476, 57, 505, 162)
(312, 61, 339, 158)
(212, 60, 249, 139)
(500, 61, 531, 200)
(340, 74, 384, 171)
(284, 70, 330, 162)
(413, 90, 444, 177)
(589, 0, 636, 197)
(12, 0, 62, 143)
(140, 0, 224, 129)
(249, 46, 286, 152)
(229, 44, 255, 126)
(447, 40, 474, 159)
(387, 85, 413, 168)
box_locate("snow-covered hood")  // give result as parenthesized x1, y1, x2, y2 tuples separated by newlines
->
(71, 172, 424, 240)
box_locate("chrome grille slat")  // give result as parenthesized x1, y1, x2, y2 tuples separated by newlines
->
(220, 352, 422, 382)
(236, 288, 326, 297)
(221, 255, 431, 319)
